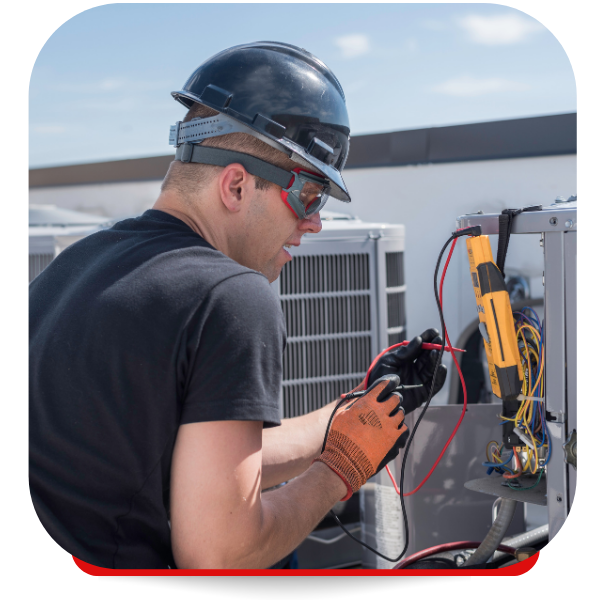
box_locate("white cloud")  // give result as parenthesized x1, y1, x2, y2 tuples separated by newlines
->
(334, 34, 370, 59)
(432, 75, 530, 97)
(458, 13, 545, 45)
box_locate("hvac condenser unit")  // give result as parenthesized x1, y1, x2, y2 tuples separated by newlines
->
(457, 199, 577, 545)
(274, 212, 406, 419)
(28, 205, 111, 282)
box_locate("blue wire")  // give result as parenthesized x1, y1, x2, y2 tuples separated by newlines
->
(513, 311, 535, 328)
(537, 319, 551, 465)
(482, 455, 513, 468)
(537, 403, 545, 446)
(522, 306, 542, 331)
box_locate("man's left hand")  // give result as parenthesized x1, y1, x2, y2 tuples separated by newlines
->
(367, 328, 448, 414)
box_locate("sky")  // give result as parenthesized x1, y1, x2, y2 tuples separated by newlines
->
(29, 3, 576, 168)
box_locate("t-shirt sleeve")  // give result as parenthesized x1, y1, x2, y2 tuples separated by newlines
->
(180, 271, 285, 428)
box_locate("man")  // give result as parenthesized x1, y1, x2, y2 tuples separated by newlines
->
(30, 42, 446, 569)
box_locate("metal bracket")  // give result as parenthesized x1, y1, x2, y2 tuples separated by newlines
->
(563, 429, 577, 469)
(169, 121, 181, 146)
(169, 113, 261, 147)
(546, 409, 565, 424)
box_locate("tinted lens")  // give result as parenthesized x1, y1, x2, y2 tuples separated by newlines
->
(283, 170, 330, 218)
(299, 180, 329, 216)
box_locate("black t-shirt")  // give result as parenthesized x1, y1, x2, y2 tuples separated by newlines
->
(29, 209, 285, 569)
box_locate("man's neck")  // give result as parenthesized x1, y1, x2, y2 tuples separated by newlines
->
(152, 192, 222, 250)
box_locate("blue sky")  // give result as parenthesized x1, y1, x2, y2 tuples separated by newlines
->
(29, 3, 576, 168)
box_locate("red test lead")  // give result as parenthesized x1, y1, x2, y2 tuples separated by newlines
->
(363, 339, 466, 391)
(400, 340, 465, 354)
(421, 341, 465, 353)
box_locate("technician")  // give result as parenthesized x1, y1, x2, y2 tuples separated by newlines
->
(29, 42, 446, 569)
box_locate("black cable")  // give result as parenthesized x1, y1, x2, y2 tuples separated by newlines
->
(321, 229, 477, 564)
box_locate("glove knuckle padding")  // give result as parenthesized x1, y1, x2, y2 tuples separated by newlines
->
(421, 328, 440, 343)
(368, 326, 449, 418)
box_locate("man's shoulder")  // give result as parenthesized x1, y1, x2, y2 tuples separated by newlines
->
(69, 209, 259, 287)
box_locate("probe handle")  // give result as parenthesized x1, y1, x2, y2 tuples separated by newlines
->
(342, 384, 424, 400)
(420, 342, 465, 353)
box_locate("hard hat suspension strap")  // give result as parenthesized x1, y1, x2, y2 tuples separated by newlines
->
(174, 144, 293, 189)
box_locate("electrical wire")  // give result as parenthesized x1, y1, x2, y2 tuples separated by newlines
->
(305, 526, 361, 545)
(486, 441, 500, 462)
(502, 447, 523, 479)
(385, 235, 470, 497)
(394, 541, 517, 570)
(482, 455, 513, 469)
(507, 467, 544, 491)
(324, 229, 474, 563)
(485, 305, 547, 479)
(523, 306, 542, 331)
(513, 312, 536, 328)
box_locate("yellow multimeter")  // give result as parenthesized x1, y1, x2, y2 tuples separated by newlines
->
(466, 235, 523, 401)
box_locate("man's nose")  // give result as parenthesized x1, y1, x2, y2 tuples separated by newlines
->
(299, 211, 322, 234)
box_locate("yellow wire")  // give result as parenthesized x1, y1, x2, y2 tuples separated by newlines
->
(515, 398, 529, 422)
(516, 325, 540, 394)
(526, 397, 535, 424)
(517, 323, 541, 343)
(516, 324, 544, 397)
(486, 441, 500, 463)
(530, 343, 545, 396)
(522, 420, 538, 474)
(523, 446, 532, 473)
(487, 318, 545, 477)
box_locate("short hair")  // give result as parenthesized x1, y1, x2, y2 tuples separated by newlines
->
(161, 103, 301, 196)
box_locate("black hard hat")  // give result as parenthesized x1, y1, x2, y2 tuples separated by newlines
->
(171, 41, 351, 203)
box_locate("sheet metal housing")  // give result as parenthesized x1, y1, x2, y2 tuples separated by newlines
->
(457, 200, 577, 541)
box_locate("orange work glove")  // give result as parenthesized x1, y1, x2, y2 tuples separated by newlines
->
(315, 375, 407, 501)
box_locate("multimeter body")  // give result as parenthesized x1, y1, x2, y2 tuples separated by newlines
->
(466, 235, 523, 402)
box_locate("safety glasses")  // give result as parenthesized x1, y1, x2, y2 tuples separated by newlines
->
(172, 143, 332, 219)
(281, 168, 330, 219)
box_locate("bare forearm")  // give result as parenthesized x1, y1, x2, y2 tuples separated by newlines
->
(261, 400, 337, 489)
(232, 462, 346, 568)
(171, 420, 346, 570)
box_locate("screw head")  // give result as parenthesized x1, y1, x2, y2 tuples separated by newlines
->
(565, 219, 573, 228)
(549, 217, 558, 226)
(557, 495, 562, 502)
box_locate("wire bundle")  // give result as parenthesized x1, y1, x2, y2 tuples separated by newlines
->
(483, 307, 550, 490)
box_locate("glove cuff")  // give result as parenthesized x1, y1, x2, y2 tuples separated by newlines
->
(315, 429, 375, 499)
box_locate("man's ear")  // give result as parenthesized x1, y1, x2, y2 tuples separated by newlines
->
(218, 163, 253, 213)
